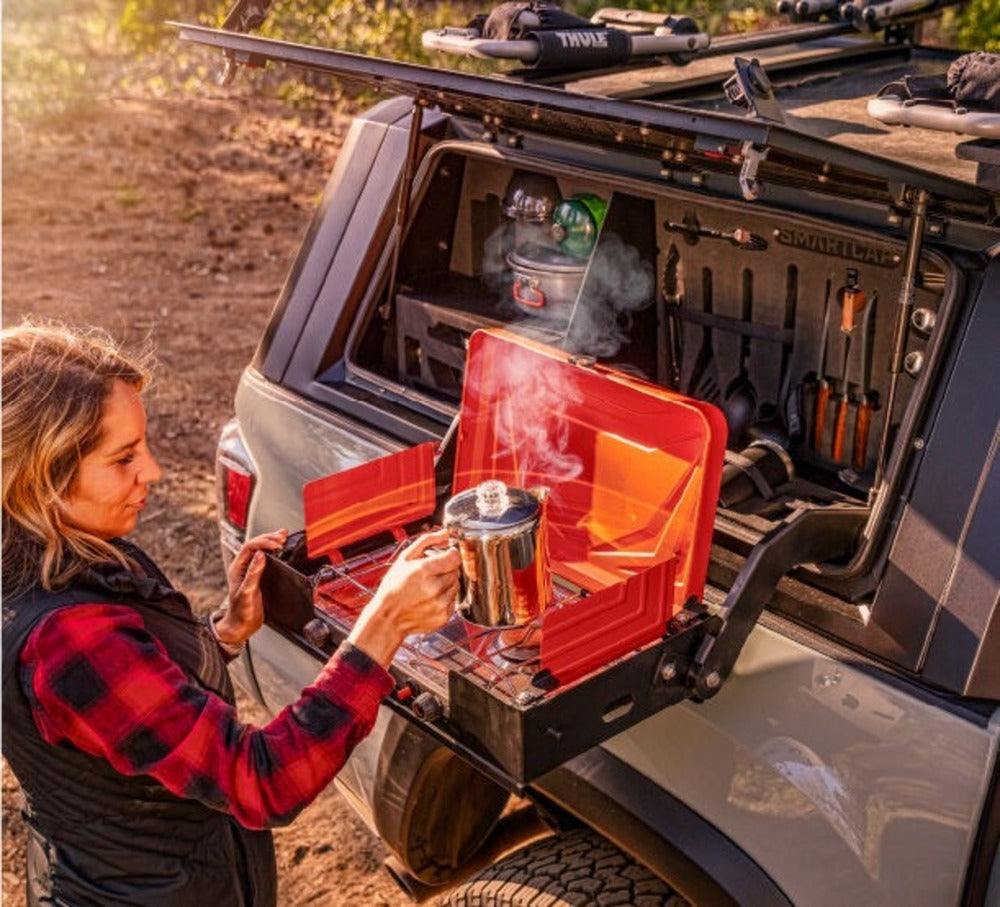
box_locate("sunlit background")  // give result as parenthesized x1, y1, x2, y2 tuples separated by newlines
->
(4, 0, 997, 124)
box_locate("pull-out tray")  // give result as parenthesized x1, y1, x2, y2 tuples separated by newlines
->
(261, 542, 715, 785)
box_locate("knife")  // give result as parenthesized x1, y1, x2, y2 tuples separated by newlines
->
(832, 271, 866, 462)
(811, 277, 834, 452)
(661, 243, 683, 391)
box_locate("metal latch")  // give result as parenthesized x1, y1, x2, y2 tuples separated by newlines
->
(738, 140, 768, 201)
(721, 57, 782, 200)
(724, 57, 786, 124)
(218, 0, 274, 84)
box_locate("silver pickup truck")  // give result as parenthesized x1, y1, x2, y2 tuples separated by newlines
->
(185, 9, 999, 905)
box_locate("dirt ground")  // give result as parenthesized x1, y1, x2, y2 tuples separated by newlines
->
(2, 92, 416, 905)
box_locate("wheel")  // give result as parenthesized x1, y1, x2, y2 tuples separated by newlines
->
(373, 715, 510, 886)
(441, 828, 688, 906)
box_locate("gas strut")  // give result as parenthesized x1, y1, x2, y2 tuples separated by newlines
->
(873, 187, 929, 496)
(381, 97, 427, 323)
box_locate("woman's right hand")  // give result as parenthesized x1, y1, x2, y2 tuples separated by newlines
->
(346, 530, 460, 668)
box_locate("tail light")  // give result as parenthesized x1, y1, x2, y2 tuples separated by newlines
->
(220, 461, 253, 530)
(216, 420, 256, 537)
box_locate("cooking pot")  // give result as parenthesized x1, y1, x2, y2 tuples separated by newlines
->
(507, 242, 586, 321)
(443, 480, 552, 627)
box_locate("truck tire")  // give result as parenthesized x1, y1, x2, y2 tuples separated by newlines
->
(442, 828, 688, 906)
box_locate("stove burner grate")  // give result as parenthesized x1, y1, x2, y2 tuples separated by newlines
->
(312, 538, 581, 706)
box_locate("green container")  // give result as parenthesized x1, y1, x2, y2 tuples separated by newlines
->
(550, 193, 608, 259)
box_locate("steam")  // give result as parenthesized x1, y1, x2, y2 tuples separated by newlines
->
(482, 228, 654, 361)
(480, 221, 513, 296)
(566, 233, 654, 359)
(471, 230, 654, 485)
(490, 344, 584, 485)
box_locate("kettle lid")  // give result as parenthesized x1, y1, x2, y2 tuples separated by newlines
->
(501, 171, 561, 223)
(444, 480, 539, 531)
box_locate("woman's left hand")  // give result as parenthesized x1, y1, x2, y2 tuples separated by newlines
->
(216, 529, 289, 647)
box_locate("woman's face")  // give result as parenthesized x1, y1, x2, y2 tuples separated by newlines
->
(62, 379, 163, 540)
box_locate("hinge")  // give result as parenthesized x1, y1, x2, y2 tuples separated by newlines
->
(686, 506, 867, 701)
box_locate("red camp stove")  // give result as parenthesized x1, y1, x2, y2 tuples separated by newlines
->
(261, 330, 727, 784)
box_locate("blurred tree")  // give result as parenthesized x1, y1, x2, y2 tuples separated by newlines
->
(116, 0, 999, 55)
(956, 0, 1000, 51)
(120, 0, 217, 52)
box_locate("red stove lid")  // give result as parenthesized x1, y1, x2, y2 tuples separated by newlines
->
(453, 329, 727, 604)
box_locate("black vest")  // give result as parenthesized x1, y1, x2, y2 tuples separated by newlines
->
(2, 541, 277, 906)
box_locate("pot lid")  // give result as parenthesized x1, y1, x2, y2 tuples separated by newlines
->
(444, 480, 539, 532)
(502, 170, 561, 222)
(507, 242, 588, 272)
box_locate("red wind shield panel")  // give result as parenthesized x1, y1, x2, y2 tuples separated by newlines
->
(303, 441, 436, 559)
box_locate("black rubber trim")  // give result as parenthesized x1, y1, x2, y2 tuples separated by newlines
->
(533, 746, 792, 907)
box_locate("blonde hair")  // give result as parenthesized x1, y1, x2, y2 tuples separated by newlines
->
(2, 321, 153, 593)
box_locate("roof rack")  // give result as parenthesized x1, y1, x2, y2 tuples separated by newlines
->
(868, 72, 1000, 191)
(420, 0, 960, 80)
(422, 10, 710, 70)
(176, 19, 997, 221)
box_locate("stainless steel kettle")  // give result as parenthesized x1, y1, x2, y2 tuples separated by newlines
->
(442, 480, 551, 627)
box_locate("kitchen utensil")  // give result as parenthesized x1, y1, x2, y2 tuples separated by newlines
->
(687, 267, 722, 404)
(781, 266, 803, 443)
(664, 217, 768, 251)
(831, 269, 867, 462)
(507, 242, 587, 320)
(752, 263, 799, 447)
(723, 270, 758, 448)
(443, 480, 552, 627)
(838, 268, 867, 334)
(853, 289, 879, 470)
(810, 277, 834, 452)
(831, 382, 851, 463)
(660, 243, 683, 390)
(833, 271, 868, 459)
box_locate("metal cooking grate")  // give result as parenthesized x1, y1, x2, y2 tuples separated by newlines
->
(312, 539, 582, 708)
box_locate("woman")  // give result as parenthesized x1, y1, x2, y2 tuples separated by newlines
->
(1, 321, 460, 906)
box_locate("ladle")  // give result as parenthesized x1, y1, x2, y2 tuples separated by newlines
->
(723, 269, 757, 447)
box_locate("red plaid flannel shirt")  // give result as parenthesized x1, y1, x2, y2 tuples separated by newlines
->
(19, 603, 394, 830)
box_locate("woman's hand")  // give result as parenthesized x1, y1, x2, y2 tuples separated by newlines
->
(347, 530, 460, 668)
(215, 529, 290, 647)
